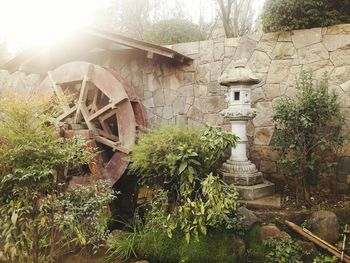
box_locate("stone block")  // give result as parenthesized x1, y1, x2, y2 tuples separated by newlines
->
(298, 43, 329, 64)
(326, 24, 350, 34)
(142, 97, 154, 108)
(266, 60, 292, 84)
(330, 66, 350, 85)
(260, 160, 277, 173)
(164, 89, 177, 106)
(236, 180, 275, 200)
(323, 34, 350, 51)
(330, 49, 350, 67)
(173, 97, 186, 115)
(259, 224, 291, 240)
(196, 63, 211, 84)
(208, 81, 220, 94)
(153, 89, 165, 107)
(225, 46, 236, 58)
(254, 127, 274, 146)
(162, 105, 173, 120)
(210, 61, 223, 81)
(175, 114, 188, 126)
(247, 51, 271, 73)
(251, 87, 266, 103)
(177, 85, 194, 97)
(225, 37, 240, 47)
(176, 71, 195, 86)
(262, 84, 283, 100)
(199, 40, 214, 64)
(255, 33, 279, 56)
(194, 85, 207, 97)
(233, 36, 257, 62)
(171, 41, 199, 55)
(249, 146, 280, 162)
(203, 113, 223, 125)
(292, 28, 322, 48)
(272, 42, 296, 60)
(187, 106, 203, 122)
(205, 95, 226, 113)
(278, 31, 292, 42)
(169, 75, 180, 90)
(253, 102, 274, 127)
(213, 41, 225, 60)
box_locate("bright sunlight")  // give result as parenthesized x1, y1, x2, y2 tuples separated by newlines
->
(0, 0, 109, 52)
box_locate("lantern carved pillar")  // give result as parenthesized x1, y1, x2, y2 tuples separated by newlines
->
(219, 60, 275, 200)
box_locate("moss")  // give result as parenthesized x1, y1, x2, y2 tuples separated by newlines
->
(136, 229, 240, 263)
(243, 224, 266, 263)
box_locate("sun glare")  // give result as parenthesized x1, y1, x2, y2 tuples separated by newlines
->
(0, 0, 110, 53)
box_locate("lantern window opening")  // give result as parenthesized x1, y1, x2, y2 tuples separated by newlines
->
(234, 91, 240, 101)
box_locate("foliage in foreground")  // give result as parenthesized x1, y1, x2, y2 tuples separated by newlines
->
(144, 19, 204, 44)
(273, 71, 345, 204)
(263, 237, 307, 263)
(107, 227, 243, 263)
(131, 125, 240, 242)
(262, 0, 350, 32)
(0, 93, 114, 262)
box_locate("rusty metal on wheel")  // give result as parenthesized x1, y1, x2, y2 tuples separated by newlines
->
(38, 61, 145, 186)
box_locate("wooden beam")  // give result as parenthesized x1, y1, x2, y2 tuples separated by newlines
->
(97, 128, 119, 142)
(98, 109, 117, 123)
(285, 220, 350, 263)
(80, 105, 96, 133)
(56, 106, 77, 122)
(48, 71, 70, 112)
(95, 135, 120, 149)
(88, 101, 119, 122)
(75, 64, 94, 123)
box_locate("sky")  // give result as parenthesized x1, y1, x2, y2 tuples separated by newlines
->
(0, 0, 265, 53)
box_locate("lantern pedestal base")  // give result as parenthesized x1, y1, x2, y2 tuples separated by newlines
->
(236, 180, 275, 201)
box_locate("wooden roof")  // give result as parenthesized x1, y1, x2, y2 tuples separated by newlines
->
(2, 28, 193, 74)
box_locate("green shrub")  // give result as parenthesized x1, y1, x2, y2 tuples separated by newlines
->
(131, 125, 240, 242)
(108, 228, 242, 263)
(243, 224, 266, 263)
(273, 71, 345, 204)
(313, 255, 340, 263)
(264, 237, 307, 263)
(0, 93, 114, 262)
(144, 19, 204, 44)
(262, 0, 350, 32)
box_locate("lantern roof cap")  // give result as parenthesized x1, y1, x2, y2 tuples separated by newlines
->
(218, 59, 261, 86)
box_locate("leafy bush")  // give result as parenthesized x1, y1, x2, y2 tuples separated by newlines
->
(313, 255, 340, 263)
(264, 237, 307, 263)
(0, 93, 114, 262)
(144, 19, 204, 44)
(262, 0, 350, 32)
(131, 125, 240, 242)
(107, 227, 242, 263)
(273, 71, 345, 204)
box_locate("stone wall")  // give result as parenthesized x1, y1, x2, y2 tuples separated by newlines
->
(106, 24, 350, 188)
(0, 24, 349, 189)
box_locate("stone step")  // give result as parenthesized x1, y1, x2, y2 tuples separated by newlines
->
(236, 179, 275, 200)
(240, 194, 282, 210)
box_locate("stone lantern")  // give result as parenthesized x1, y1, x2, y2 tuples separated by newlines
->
(219, 60, 275, 200)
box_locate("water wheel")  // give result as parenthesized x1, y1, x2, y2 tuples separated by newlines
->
(38, 61, 145, 186)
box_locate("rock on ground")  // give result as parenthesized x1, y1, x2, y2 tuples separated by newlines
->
(309, 210, 339, 244)
(237, 206, 259, 230)
(259, 224, 291, 240)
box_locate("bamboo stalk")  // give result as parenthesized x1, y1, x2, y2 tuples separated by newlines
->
(285, 220, 350, 263)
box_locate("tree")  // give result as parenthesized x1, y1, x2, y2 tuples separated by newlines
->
(216, 0, 260, 37)
(273, 72, 345, 204)
(262, 0, 350, 33)
(144, 19, 204, 45)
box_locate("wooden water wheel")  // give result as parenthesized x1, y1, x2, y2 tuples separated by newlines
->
(38, 61, 145, 186)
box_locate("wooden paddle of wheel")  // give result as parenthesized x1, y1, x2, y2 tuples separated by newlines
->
(38, 61, 145, 186)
